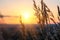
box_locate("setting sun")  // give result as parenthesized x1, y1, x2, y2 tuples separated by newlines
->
(20, 10, 37, 24)
(22, 12, 30, 19)
(21, 11, 32, 24)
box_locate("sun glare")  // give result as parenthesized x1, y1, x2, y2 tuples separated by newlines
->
(20, 10, 37, 24)
(23, 12, 30, 19)
(20, 11, 31, 23)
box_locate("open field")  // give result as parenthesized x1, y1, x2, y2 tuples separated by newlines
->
(0, 24, 60, 40)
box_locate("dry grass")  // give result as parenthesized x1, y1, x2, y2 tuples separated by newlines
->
(33, 0, 58, 28)
(33, 0, 60, 40)
(18, 0, 60, 40)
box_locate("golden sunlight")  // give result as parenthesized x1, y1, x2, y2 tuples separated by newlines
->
(22, 12, 30, 19)
(21, 11, 32, 24)
(20, 10, 37, 24)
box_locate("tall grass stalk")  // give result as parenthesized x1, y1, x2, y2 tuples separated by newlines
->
(19, 16, 26, 40)
(33, 0, 59, 40)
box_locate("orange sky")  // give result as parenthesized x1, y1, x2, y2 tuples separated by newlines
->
(0, 0, 60, 24)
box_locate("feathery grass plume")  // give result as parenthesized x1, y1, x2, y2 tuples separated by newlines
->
(33, 0, 43, 28)
(43, 3, 58, 26)
(43, 3, 54, 18)
(33, 0, 44, 36)
(40, 0, 50, 28)
(33, 0, 44, 40)
(33, 0, 59, 40)
(41, 0, 59, 40)
(19, 16, 26, 40)
(41, 0, 55, 24)
(41, 1, 52, 39)
(33, 0, 49, 40)
(57, 5, 60, 16)
(41, 0, 58, 27)
(41, 0, 48, 25)
(57, 5, 60, 24)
